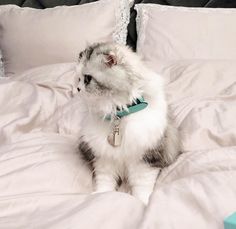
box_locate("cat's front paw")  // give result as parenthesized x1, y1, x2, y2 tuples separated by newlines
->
(133, 192, 151, 206)
(90, 190, 106, 195)
(92, 186, 116, 194)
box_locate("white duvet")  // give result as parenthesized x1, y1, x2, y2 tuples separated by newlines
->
(0, 61, 235, 229)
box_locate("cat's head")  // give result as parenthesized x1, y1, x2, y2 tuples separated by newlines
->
(76, 42, 144, 116)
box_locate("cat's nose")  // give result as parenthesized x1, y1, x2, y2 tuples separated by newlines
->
(84, 74, 92, 86)
(77, 88, 81, 92)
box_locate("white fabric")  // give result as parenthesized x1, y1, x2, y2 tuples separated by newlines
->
(0, 62, 235, 228)
(0, 0, 130, 76)
(112, 0, 130, 45)
(135, 3, 236, 73)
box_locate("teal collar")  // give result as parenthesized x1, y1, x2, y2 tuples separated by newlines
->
(105, 97, 148, 121)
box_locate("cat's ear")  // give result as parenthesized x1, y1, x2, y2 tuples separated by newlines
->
(104, 53, 117, 68)
(78, 51, 84, 62)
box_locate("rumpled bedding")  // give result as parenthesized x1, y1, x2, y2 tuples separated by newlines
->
(0, 61, 235, 229)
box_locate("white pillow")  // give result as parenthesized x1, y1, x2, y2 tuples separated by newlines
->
(135, 4, 236, 71)
(0, 0, 130, 76)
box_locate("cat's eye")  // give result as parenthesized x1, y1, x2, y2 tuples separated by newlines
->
(78, 51, 84, 61)
(84, 74, 92, 86)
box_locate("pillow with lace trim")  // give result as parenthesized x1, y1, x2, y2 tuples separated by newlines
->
(0, 0, 130, 76)
(135, 4, 236, 72)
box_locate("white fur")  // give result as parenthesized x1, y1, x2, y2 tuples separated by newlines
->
(76, 43, 179, 205)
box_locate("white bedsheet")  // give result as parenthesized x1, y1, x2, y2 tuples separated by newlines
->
(0, 61, 235, 229)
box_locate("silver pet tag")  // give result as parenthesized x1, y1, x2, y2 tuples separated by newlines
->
(107, 118, 122, 147)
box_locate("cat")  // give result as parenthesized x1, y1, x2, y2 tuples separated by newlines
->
(76, 42, 181, 205)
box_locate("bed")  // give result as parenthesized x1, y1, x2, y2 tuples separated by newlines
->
(0, 0, 236, 228)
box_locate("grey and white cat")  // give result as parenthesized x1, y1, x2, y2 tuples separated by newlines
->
(76, 42, 181, 205)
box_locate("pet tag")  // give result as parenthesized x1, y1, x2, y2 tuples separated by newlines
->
(107, 117, 122, 147)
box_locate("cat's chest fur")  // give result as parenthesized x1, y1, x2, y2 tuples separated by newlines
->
(79, 103, 167, 161)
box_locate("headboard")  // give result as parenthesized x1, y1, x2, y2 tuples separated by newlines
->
(1, 0, 236, 49)
(0, 0, 98, 8)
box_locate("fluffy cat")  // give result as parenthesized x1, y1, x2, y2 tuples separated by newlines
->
(76, 42, 181, 204)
